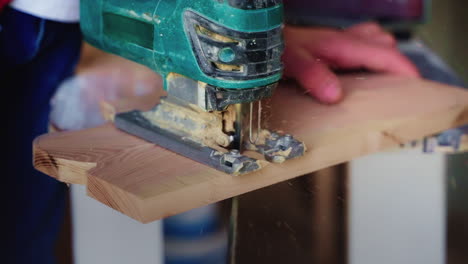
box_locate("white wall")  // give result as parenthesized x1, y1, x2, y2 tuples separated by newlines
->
(349, 149, 446, 264)
(71, 185, 163, 264)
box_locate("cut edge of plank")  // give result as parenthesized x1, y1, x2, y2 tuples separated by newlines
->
(34, 139, 96, 185)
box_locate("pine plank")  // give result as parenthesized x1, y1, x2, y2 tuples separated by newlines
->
(33, 75, 468, 223)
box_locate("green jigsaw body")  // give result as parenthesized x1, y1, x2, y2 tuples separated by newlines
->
(79, 0, 306, 175)
(80, 0, 284, 90)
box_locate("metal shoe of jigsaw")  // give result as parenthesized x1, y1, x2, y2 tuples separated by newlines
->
(80, 0, 305, 175)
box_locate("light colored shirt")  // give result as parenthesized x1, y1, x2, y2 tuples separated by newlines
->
(11, 0, 79, 22)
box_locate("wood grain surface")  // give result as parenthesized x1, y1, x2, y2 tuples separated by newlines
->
(34, 75, 468, 223)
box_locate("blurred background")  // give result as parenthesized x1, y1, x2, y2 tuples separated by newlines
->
(51, 0, 467, 263)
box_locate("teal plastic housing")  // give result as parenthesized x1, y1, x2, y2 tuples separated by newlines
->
(80, 0, 284, 90)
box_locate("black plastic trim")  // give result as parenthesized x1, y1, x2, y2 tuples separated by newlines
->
(227, 0, 282, 10)
(184, 10, 284, 81)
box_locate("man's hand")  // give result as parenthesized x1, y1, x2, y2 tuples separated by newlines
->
(282, 22, 420, 103)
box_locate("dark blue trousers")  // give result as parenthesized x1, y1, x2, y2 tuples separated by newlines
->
(1, 7, 81, 264)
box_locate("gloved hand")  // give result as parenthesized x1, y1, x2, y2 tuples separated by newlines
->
(282, 22, 420, 104)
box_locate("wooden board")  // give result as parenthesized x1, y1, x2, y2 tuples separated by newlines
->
(34, 75, 468, 223)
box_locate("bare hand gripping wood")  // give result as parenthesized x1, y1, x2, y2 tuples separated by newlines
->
(33, 75, 468, 223)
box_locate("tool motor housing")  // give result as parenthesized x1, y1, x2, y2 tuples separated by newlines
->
(80, 0, 284, 91)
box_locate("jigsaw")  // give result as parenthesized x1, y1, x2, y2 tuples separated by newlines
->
(80, 0, 305, 175)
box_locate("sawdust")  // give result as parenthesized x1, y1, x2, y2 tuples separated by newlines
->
(244, 129, 272, 150)
(212, 62, 243, 72)
(222, 105, 237, 133)
(232, 159, 269, 176)
(142, 99, 231, 148)
(272, 147, 293, 159)
(195, 25, 238, 43)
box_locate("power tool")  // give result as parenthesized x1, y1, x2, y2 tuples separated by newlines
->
(80, 0, 305, 175)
